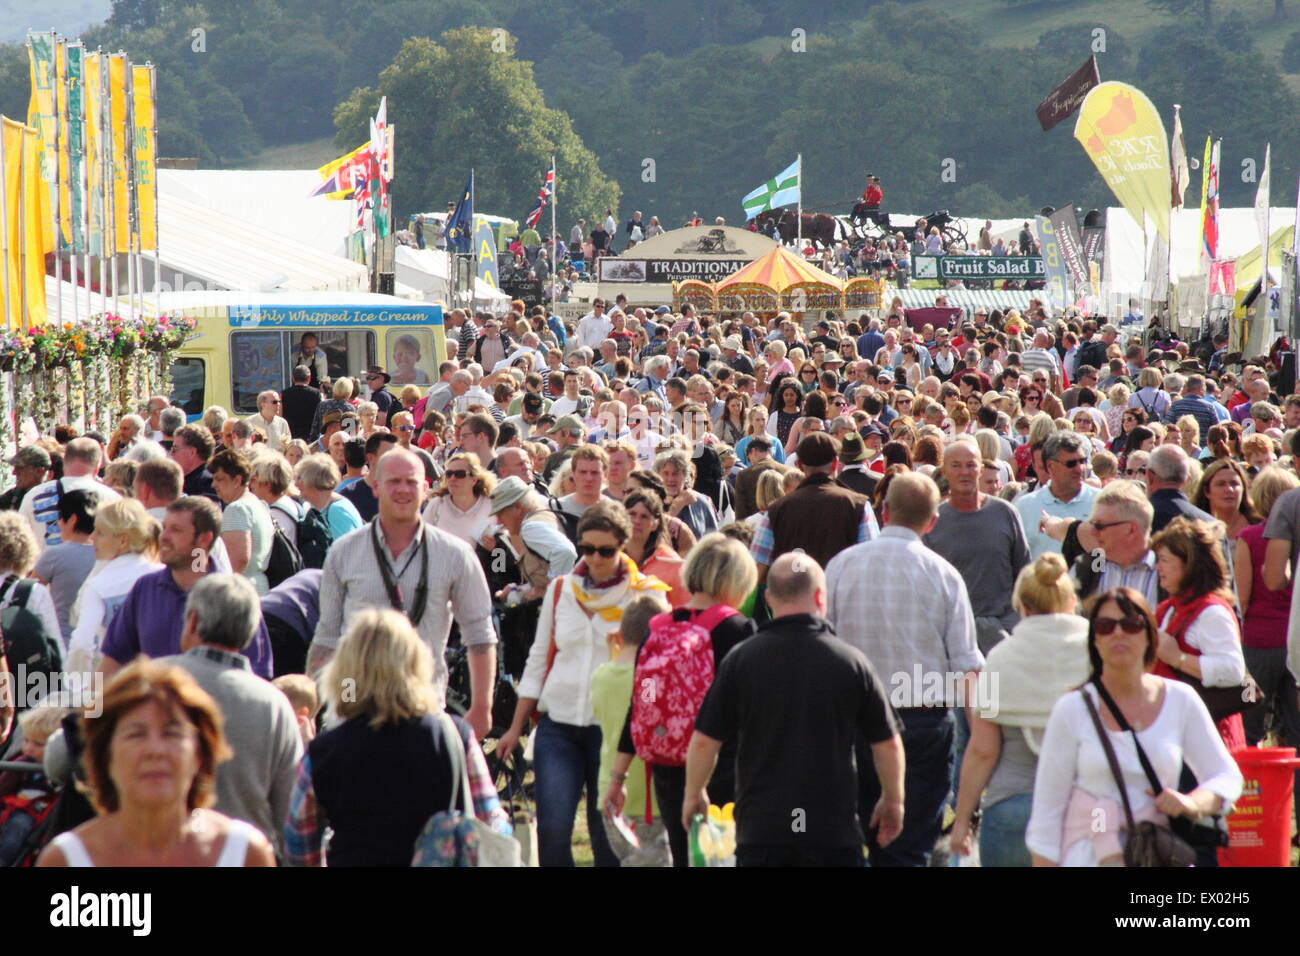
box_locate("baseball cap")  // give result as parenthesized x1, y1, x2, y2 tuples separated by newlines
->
(877, 368, 895, 381)
(553, 414, 586, 435)
(861, 421, 889, 441)
(7, 445, 50, 468)
(654, 305, 671, 315)
(1100, 324, 1119, 335)
(490, 476, 531, 515)
(522, 392, 544, 413)
(796, 431, 839, 468)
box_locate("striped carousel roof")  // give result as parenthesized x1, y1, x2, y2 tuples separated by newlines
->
(714, 246, 843, 293)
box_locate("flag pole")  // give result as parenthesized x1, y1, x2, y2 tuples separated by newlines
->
(550, 155, 556, 310)
(52, 34, 64, 325)
(150, 63, 159, 316)
(796, 153, 803, 255)
(124, 55, 137, 318)
(79, 48, 91, 324)
(97, 49, 107, 318)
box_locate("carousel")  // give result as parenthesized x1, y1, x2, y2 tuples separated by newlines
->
(671, 245, 883, 319)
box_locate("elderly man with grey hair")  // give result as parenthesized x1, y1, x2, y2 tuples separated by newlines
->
(1013, 430, 1099, 559)
(161, 573, 302, 850)
(247, 389, 291, 451)
(1145, 444, 1214, 533)
(158, 405, 187, 449)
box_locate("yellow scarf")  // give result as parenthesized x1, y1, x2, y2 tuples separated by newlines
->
(569, 554, 671, 622)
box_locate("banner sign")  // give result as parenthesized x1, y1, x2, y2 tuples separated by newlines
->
(228, 305, 443, 327)
(1034, 215, 1071, 308)
(1049, 205, 1089, 288)
(913, 255, 1045, 280)
(599, 257, 751, 283)
(1082, 226, 1105, 265)
(1036, 56, 1100, 132)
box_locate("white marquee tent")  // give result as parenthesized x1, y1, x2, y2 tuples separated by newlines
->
(395, 246, 512, 311)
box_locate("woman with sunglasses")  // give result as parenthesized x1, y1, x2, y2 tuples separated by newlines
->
(1152, 517, 1249, 752)
(1025, 586, 1242, 866)
(1109, 407, 1146, 456)
(497, 500, 670, 867)
(951, 554, 1090, 867)
(421, 452, 496, 547)
(796, 361, 820, 395)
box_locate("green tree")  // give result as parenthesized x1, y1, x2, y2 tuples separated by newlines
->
(1284, 27, 1300, 70)
(335, 28, 619, 224)
(1146, 0, 1214, 27)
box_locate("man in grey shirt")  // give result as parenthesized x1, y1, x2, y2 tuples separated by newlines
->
(161, 574, 302, 853)
(33, 488, 100, 646)
(307, 448, 497, 740)
(923, 439, 1030, 654)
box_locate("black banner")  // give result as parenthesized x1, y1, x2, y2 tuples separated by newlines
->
(1036, 56, 1100, 132)
(599, 258, 751, 283)
(1050, 205, 1089, 288)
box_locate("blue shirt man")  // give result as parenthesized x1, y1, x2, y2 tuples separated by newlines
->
(1013, 432, 1099, 560)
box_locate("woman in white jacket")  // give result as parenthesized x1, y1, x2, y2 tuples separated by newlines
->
(1025, 587, 1242, 866)
(950, 554, 1090, 866)
(64, 499, 159, 681)
(495, 499, 669, 867)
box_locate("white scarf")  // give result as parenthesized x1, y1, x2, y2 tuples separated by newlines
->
(980, 613, 1090, 752)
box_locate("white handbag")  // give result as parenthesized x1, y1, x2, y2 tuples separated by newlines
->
(438, 713, 522, 868)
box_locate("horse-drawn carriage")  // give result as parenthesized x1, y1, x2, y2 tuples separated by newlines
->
(753, 207, 967, 252)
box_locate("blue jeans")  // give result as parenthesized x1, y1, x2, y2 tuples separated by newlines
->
(860, 708, 954, 867)
(533, 715, 618, 867)
(979, 793, 1033, 867)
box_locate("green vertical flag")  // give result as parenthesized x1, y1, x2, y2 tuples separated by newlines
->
(65, 42, 85, 254)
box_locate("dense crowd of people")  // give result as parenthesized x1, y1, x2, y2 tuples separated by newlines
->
(2, 293, 1296, 868)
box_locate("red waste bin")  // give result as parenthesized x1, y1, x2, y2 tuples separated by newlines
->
(1219, 747, 1300, 867)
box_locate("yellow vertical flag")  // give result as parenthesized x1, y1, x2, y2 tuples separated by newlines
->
(131, 64, 156, 251)
(84, 52, 103, 258)
(21, 123, 53, 326)
(55, 40, 71, 247)
(108, 54, 130, 254)
(2, 118, 24, 328)
(1072, 81, 1172, 243)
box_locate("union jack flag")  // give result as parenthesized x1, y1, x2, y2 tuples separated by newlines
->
(524, 167, 554, 229)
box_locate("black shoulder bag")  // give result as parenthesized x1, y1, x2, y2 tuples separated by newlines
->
(1092, 679, 1228, 854)
(1079, 685, 1195, 867)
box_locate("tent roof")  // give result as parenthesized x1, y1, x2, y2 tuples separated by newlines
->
(159, 169, 355, 258)
(158, 192, 368, 293)
(393, 246, 512, 310)
(715, 246, 843, 292)
(893, 288, 1034, 313)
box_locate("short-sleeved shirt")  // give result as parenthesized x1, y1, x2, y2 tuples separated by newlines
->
(34, 541, 97, 643)
(220, 491, 274, 595)
(1264, 487, 1300, 569)
(319, 496, 364, 541)
(101, 566, 274, 678)
(694, 613, 900, 849)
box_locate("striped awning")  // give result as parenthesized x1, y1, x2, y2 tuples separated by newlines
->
(894, 288, 1034, 313)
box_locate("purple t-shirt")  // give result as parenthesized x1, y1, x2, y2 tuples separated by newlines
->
(100, 567, 274, 678)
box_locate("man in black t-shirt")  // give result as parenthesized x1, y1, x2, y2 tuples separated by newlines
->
(687, 552, 904, 867)
(365, 365, 397, 426)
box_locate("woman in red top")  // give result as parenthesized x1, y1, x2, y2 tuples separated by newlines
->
(1151, 516, 1248, 751)
(1234, 467, 1300, 749)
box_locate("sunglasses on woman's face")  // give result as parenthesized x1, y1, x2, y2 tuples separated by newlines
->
(1095, 614, 1145, 636)
(444, 469, 469, 480)
(577, 543, 619, 558)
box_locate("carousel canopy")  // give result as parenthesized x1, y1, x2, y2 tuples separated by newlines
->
(715, 246, 843, 293)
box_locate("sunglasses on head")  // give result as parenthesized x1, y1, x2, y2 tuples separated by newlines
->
(577, 543, 619, 558)
(1094, 614, 1145, 636)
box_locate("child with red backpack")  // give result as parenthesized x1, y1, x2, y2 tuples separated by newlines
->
(593, 593, 666, 865)
(602, 533, 757, 866)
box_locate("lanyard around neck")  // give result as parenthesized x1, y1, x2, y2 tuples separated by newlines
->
(370, 520, 430, 626)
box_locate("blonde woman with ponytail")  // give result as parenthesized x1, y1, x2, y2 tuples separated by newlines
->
(950, 553, 1090, 866)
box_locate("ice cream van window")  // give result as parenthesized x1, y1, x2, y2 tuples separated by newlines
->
(168, 358, 205, 417)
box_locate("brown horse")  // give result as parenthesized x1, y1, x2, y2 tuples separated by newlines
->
(754, 209, 840, 249)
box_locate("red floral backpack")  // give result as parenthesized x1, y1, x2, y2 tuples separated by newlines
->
(631, 606, 735, 767)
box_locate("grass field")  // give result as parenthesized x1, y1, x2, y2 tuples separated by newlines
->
(234, 136, 340, 171)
